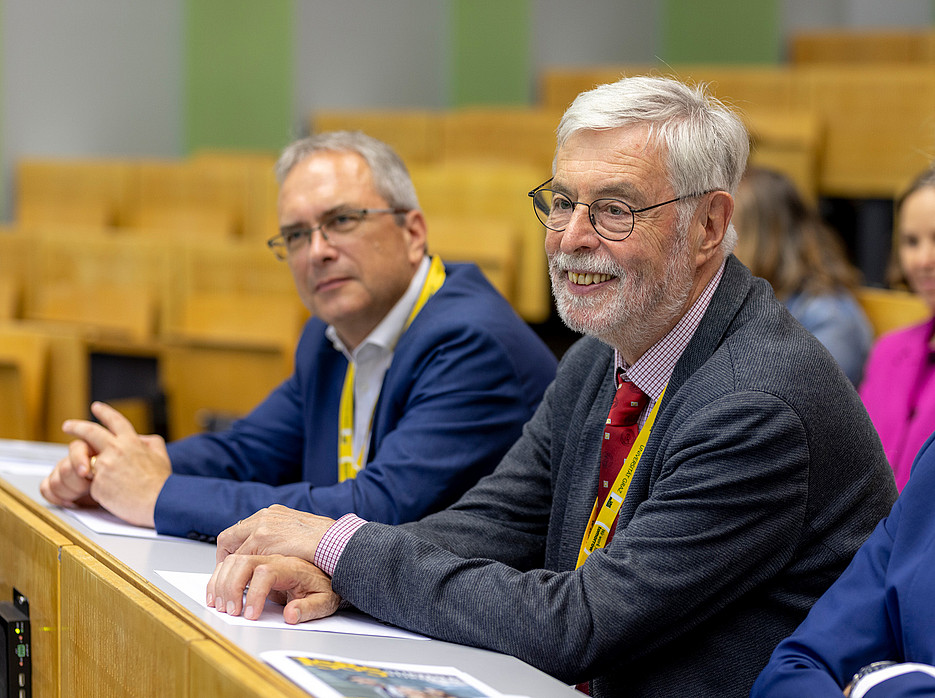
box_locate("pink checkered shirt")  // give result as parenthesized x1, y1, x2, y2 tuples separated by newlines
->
(314, 261, 727, 575)
(619, 260, 725, 427)
(315, 513, 368, 576)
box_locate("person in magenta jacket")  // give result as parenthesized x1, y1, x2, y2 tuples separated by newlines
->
(860, 167, 935, 491)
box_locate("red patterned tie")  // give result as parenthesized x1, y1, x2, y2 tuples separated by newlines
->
(597, 375, 649, 543)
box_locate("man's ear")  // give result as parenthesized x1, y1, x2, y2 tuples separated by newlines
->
(696, 190, 734, 262)
(403, 209, 428, 264)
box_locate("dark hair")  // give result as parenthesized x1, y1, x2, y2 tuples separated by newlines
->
(733, 166, 861, 298)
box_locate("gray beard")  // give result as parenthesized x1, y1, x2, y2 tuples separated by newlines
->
(548, 236, 695, 354)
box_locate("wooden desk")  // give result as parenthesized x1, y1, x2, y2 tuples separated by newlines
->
(0, 440, 577, 697)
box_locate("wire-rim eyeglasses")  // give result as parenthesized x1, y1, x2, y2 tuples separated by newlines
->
(528, 177, 720, 242)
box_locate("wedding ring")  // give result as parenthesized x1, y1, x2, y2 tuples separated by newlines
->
(88, 455, 97, 478)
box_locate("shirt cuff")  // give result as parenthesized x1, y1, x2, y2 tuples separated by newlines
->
(315, 513, 368, 576)
(852, 662, 935, 698)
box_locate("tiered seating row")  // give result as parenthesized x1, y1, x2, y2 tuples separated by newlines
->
(0, 225, 308, 443)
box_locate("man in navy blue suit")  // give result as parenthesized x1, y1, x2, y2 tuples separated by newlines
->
(40, 131, 557, 541)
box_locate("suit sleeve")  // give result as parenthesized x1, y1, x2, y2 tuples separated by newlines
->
(753, 432, 935, 696)
(749, 515, 896, 696)
(331, 390, 820, 684)
(154, 318, 555, 539)
(155, 368, 310, 538)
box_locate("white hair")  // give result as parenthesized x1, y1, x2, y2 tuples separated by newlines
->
(556, 75, 749, 253)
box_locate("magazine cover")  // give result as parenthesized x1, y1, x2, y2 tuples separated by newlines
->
(262, 650, 507, 698)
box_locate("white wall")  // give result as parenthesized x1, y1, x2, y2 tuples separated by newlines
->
(1, 0, 182, 217)
(292, 0, 450, 134)
(1, 0, 182, 157)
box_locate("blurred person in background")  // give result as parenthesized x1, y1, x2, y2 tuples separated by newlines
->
(733, 166, 873, 385)
(860, 166, 935, 491)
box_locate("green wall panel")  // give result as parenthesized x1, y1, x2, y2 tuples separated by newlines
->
(185, 0, 293, 152)
(661, 0, 781, 64)
(451, 0, 530, 106)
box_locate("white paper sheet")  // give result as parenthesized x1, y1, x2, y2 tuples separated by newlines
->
(61, 506, 169, 539)
(155, 569, 428, 641)
(0, 456, 56, 476)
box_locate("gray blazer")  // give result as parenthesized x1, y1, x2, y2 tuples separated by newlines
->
(333, 256, 897, 698)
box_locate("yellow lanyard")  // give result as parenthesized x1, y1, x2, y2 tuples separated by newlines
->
(575, 383, 668, 569)
(338, 256, 447, 482)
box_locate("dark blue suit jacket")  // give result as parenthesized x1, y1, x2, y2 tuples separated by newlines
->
(752, 433, 935, 697)
(154, 262, 557, 539)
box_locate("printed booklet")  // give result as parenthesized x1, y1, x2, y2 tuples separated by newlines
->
(262, 650, 507, 697)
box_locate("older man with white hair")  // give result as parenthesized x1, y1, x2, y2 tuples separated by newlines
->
(207, 76, 896, 698)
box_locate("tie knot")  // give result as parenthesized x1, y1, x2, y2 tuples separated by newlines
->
(608, 381, 648, 426)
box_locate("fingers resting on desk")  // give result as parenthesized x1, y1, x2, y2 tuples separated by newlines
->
(207, 554, 340, 623)
(39, 438, 97, 507)
(216, 504, 334, 565)
(40, 401, 172, 528)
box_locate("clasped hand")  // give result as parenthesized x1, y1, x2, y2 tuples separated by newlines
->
(39, 401, 171, 528)
(207, 505, 341, 624)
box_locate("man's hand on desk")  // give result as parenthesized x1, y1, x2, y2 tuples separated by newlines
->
(206, 554, 341, 624)
(38, 401, 170, 528)
(216, 504, 335, 565)
(211, 506, 340, 623)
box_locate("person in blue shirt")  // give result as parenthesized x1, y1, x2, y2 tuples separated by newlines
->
(752, 431, 935, 697)
(733, 165, 873, 385)
(39, 130, 558, 541)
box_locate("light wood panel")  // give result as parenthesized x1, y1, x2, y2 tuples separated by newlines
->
(0, 327, 49, 440)
(429, 216, 520, 305)
(2, 320, 90, 444)
(190, 150, 279, 244)
(0, 366, 29, 439)
(126, 159, 252, 240)
(539, 66, 640, 113)
(0, 321, 89, 443)
(189, 640, 308, 698)
(856, 286, 931, 337)
(440, 107, 561, 173)
(0, 229, 30, 319)
(744, 107, 823, 201)
(16, 159, 132, 228)
(311, 109, 443, 166)
(161, 241, 302, 342)
(789, 29, 935, 65)
(160, 241, 302, 438)
(0, 490, 73, 698)
(411, 161, 550, 322)
(27, 234, 170, 343)
(60, 547, 203, 698)
(802, 66, 935, 198)
(162, 343, 293, 440)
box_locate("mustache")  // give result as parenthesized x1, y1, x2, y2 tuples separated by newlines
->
(548, 251, 625, 277)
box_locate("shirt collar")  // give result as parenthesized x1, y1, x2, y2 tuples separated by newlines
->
(326, 255, 431, 361)
(616, 259, 726, 400)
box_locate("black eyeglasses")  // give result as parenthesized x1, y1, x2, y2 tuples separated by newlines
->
(267, 208, 409, 260)
(528, 177, 719, 242)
